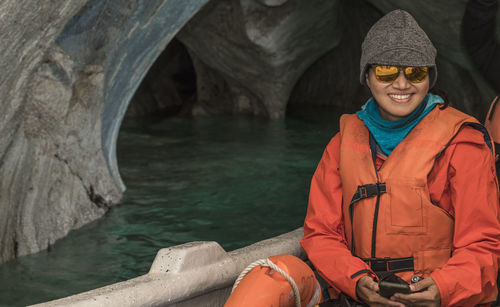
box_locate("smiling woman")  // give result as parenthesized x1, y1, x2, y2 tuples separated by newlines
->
(301, 9, 500, 307)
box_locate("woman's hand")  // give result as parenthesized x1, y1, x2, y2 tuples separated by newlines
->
(356, 276, 405, 307)
(392, 277, 440, 307)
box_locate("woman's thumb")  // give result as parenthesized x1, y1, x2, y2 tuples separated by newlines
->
(410, 277, 434, 292)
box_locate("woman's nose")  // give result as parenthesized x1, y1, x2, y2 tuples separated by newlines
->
(392, 71, 411, 89)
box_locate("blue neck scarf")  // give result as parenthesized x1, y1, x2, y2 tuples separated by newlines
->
(356, 93, 444, 156)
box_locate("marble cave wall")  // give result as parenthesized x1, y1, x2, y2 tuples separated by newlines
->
(0, 0, 496, 263)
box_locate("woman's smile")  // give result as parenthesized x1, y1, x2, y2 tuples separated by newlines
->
(388, 93, 413, 103)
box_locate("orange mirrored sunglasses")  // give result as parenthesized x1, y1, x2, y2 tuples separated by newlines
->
(372, 65, 429, 83)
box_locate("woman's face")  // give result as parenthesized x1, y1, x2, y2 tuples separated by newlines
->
(365, 67, 430, 121)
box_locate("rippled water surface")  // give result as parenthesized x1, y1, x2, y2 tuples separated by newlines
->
(0, 107, 345, 306)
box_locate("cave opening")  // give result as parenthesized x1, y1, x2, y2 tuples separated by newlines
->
(125, 38, 197, 119)
(113, 30, 344, 257)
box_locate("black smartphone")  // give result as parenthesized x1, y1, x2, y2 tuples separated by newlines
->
(379, 281, 411, 298)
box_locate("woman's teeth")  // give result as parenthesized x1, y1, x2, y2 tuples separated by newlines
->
(388, 94, 411, 100)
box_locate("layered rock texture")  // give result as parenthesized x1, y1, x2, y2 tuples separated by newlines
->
(0, 0, 497, 263)
(0, 0, 209, 263)
(177, 0, 343, 118)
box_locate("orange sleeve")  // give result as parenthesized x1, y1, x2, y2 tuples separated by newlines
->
(430, 128, 500, 306)
(300, 133, 375, 301)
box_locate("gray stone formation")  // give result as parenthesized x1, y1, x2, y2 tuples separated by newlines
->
(0, 0, 497, 263)
(0, 0, 210, 263)
(176, 0, 342, 118)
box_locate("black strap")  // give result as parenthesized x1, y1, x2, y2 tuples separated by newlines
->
(349, 183, 386, 255)
(350, 269, 374, 279)
(362, 257, 414, 273)
(369, 133, 379, 167)
(350, 183, 387, 205)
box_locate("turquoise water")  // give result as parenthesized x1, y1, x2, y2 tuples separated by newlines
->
(0, 107, 346, 306)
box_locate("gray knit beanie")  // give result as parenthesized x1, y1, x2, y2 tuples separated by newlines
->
(360, 9, 437, 88)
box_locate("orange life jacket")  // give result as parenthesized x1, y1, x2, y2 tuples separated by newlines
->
(338, 106, 491, 283)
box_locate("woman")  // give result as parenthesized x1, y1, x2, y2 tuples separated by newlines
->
(301, 9, 500, 306)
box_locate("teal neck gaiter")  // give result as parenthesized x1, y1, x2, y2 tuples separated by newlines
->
(356, 93, 444, 156)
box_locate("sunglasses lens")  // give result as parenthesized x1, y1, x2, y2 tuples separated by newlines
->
(374, 66, 400, 83)
(404, 67, 428, 83)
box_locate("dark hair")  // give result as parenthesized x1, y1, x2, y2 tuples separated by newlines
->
(429, 87, 450, 109)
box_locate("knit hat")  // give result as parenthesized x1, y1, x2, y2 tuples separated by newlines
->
(360, 9, 437, 88)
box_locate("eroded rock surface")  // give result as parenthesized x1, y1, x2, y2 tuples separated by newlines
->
(177, 0, 343, 118)
(0, 0, 209, 263)
(0, 0, 107, 263)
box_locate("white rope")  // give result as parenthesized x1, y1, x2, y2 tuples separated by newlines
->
(231, 258, 302, 307)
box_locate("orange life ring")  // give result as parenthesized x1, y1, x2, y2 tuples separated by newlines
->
(224, 254, 322, 307)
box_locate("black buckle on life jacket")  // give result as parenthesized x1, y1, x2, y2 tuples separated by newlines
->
(363, 257, 414, 273)
(350, 183, 386, 205)
(349, 183, 387, 255)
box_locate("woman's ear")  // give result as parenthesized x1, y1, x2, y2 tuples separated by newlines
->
(365, 73, 370, 89)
